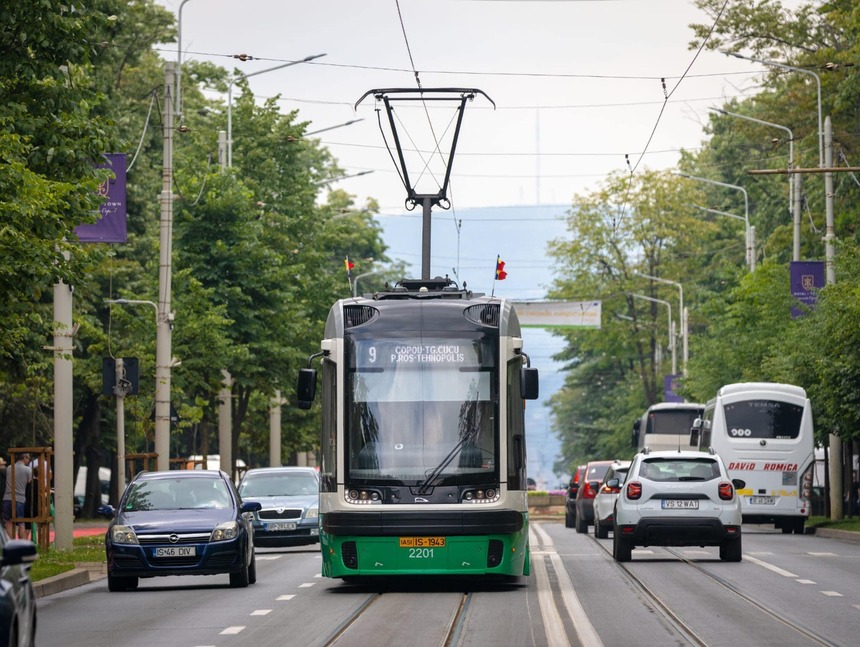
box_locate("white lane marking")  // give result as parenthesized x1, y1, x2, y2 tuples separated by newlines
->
(821, 591, 843, 597)
(532, 554, 570, 647)
(276, 594, 296, 601)
(854, 605, 860, 611)
(255, 555, 282, 560)
(314, 573, 322, 578)
(220, 627, 245, 635)
(251, 610, 272, 616)
(743, 554, 798, 578)
(531, 522, 554, 548)
(549, 551, 604, 647)
(796, 579, 816, 584)
(808, 552, 836, 556)
(682, 550, 710, 556)
(747, 552, 774, 556)
(299, 582, 315, 588)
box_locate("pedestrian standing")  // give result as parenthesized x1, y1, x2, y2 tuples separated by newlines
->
(2, 452, 33, 539)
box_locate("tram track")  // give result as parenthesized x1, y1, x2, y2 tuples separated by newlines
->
(319, 589, 473, 647)
(592, 536, 839, 647)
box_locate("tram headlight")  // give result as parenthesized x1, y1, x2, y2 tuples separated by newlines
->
(460, 487, 500, 504)
(345, 488, 383, 505)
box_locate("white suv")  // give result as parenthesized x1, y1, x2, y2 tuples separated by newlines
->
(612, 449, 742, 562)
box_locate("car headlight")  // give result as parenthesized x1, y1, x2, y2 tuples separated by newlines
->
(306, 505, 319, 519)
(110, 525, 139, 545)
(210, 521, 239, 542)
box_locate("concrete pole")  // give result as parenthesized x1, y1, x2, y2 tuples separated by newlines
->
(115, 357, 126, 499)
(53, 277, 73, 550)
(824, 116, 842, 520)
(793, 170, 802, 261)
(269, 390, 282, 467)
(218, 130, 227, 171)
(155, 62, 175, 471)
(219, 370, 233, 476)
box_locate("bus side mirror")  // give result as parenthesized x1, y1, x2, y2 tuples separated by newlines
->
(520, 367, 539, 400)
(732, 478, 746, 490)
(632, 419, 641, 448)
(297, 368, 317, 409)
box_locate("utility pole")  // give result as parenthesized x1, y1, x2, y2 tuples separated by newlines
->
(155, 62, 175, 471)
(53, 255, 74, 550)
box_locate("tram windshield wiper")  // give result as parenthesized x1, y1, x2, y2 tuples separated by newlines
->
(417, 427, 478, 495)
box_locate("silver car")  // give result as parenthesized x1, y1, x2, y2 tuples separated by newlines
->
(238, 467, 320, 547)
(612, 449, 743, 562)
(592, 460, 632, 539)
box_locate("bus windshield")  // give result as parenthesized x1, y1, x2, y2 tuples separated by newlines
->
(345, 335, 498, 486)
(723, 400, 804, 440)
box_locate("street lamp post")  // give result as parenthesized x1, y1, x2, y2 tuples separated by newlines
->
(677, 172, 753, 271)
(631, 293, 675, 375)
(725, 52, 822, 168)
(227, 54, 326, 168)
(691, 204, 754, 268)
(713, 108, 800, 261)
(634, 273, 686, 374)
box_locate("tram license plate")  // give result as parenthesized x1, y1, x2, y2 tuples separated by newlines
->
(661, 499, 698, 510)
(750, 496, 776, 505)
(399, 537, 446, 548)
(155, 546, 196, 558)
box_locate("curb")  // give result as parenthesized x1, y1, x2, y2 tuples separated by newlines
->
(813, 527, 860, 544)
(34, 564, 106, 598)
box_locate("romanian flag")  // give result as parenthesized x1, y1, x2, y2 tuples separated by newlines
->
(495, 255, 507, 281)
(344, 256, 354, 278)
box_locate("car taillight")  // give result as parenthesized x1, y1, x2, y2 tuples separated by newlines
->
(626, 481, 642, 500)
(601, 484, 621, 494)
(718, 481, 734, 501)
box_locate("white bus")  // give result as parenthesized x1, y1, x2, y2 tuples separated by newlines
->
(633, 402, 704, 452)
(691, 382, 814, 534)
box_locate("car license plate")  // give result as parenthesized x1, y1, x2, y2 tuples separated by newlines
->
(265, 522, 297, 531)
(661, 499, 699, 509)
(749, 496, 776, 505)
(155, 546, 196, 558)
(399, 537, 446, 548)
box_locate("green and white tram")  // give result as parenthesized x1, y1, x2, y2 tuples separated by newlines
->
(297, 277, 539, 578)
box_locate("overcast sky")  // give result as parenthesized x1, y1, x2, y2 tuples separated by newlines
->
(156, 0, 790, 215)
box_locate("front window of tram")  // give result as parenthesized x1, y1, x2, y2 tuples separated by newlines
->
(346, 337, 498, 485)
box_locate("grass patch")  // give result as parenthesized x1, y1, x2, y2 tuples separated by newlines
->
(30, 534, 106, 582)
(808, 515, 860, 532)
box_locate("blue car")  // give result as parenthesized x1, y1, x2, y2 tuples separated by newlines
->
(237, 467, 320, 547)
(104, 470, 261, 591)
(0, 530, 37, 647)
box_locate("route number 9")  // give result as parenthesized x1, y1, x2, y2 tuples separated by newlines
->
(368, 347, 376, 363)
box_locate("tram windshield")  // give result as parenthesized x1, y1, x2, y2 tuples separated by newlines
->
(345, 335, 498, 486)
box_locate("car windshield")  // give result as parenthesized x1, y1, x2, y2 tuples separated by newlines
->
(239, 473, 318, 497)
(123, 477, 231, 511)
(640, 458, 719, 481)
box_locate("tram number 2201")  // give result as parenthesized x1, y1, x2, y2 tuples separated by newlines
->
(408, 548, 435, 559)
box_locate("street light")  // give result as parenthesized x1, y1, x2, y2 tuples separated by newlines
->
(630, 293, 675, 375)
(712, 108, 800, 261)
(724, 52, 823, 168)
(227, 54, 327, 167)
(314, 169, 373, 187)
(676, 172, 754, 271)
(633, 273, 685, 374)
(305, 119, 364, 137)
(691, 204, 753, 268)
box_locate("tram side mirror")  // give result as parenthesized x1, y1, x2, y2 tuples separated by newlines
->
(296, 368, 317, 410)
(520, 367, 539, 400)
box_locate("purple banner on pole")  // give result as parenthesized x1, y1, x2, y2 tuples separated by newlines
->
(75, 153, 127, 243)
(664, 374, 683, 403)
(790, 261, 824, 318)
